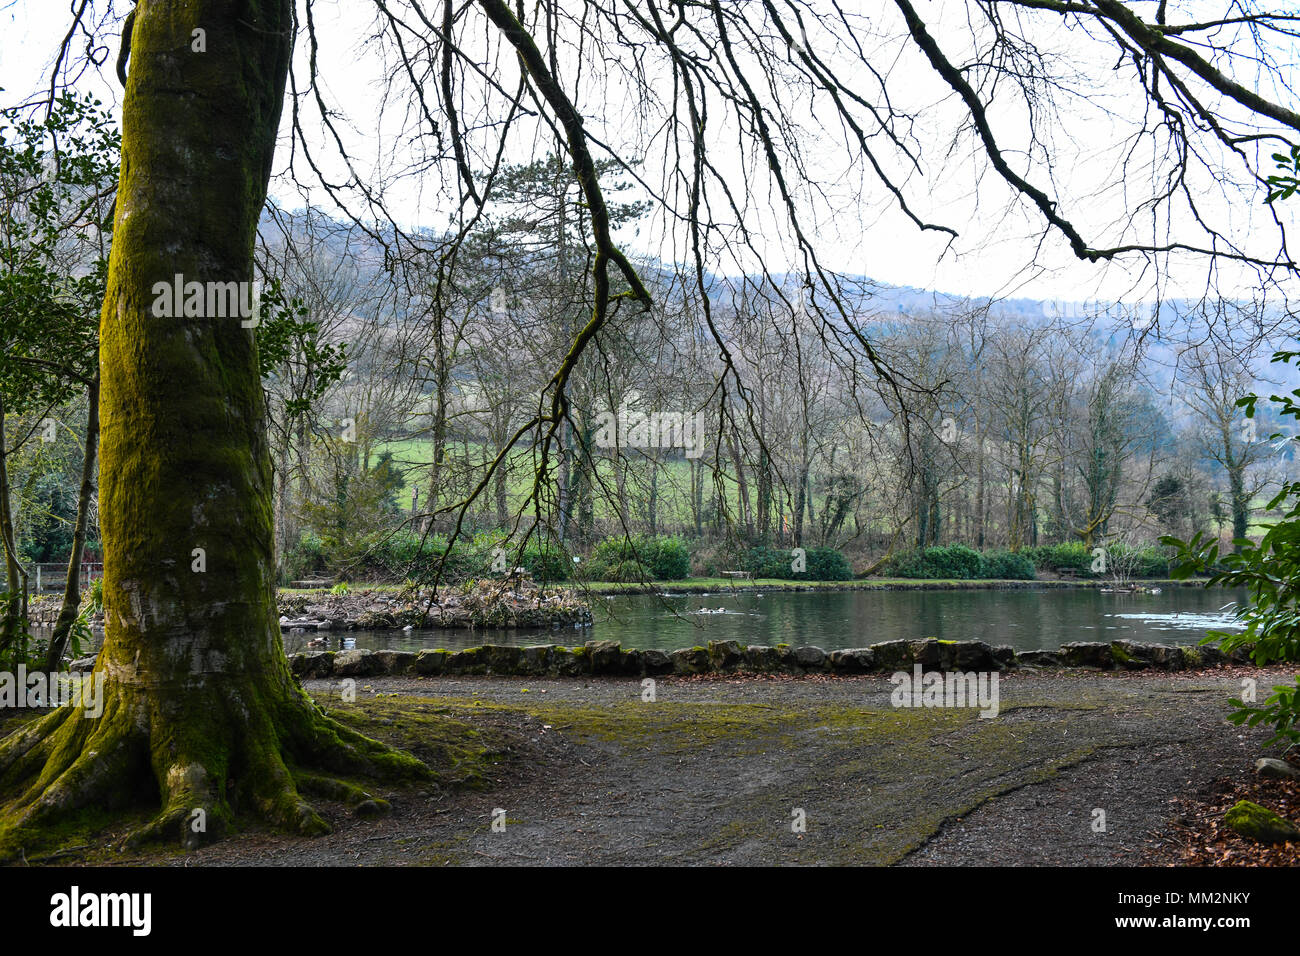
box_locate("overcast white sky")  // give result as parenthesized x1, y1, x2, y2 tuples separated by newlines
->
(2, 0, 1296, 310)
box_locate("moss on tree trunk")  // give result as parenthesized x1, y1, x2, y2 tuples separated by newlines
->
(0, 0, 426, 857)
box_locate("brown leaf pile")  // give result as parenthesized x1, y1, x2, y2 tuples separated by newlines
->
(1157, 774, 1300, 866)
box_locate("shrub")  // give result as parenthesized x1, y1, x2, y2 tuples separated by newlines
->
(896, 544, 986, 579)
(613, 559, 645, 582)
(85, 577, 104, 616)
(1021, 541, 1170, 578)
(358, 529, 508, 583)
(581, 538, 631, 581)
(804, 547, 853, 580)
(281, 530, 326, 582)
(387, 532, 574, 584)
(582, 535, 692, 581)
(884, 541, 1169, 581)
(735, 544, 852, 580)
(883, 544, 1035, 580)
(649, 537, 691, 580)
(1022, 541, 1094, 576)
(739, 546, 791, 579)
(981, 550, 1036, 580)
(365, 530, 455, 580)
(522, 543, 571, 583)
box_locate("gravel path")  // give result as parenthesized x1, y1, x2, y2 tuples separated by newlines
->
(132, 665, 1282, 866)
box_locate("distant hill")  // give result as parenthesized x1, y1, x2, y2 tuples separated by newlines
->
(259, 208, 1297, 406)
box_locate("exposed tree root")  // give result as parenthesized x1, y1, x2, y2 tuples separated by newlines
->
(0, 669, 429, 859)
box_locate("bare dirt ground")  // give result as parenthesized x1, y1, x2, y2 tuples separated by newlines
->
(69, 663, 1279, 867)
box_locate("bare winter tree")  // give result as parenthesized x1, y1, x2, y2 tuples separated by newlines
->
(1177, 333, 1275, 548)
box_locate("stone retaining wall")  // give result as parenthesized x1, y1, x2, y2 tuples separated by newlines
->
(285, 637, 1251, 680)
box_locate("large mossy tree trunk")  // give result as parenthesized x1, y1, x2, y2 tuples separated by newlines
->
(0, 0, 425, 855)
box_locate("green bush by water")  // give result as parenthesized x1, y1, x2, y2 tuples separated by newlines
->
(282, 528, 574, 584)
(737, 545, 853, 581)
(581, 535, 692, 582)
(884, 544, 1034, 580)
(1021, 541, 1170, 578)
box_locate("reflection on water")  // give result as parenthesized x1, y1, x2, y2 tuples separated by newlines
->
(1106, 609, 1245, 631)
(277, 586, 1250, 655)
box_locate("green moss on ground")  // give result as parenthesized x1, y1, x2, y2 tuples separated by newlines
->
(321, 697, 515, 789)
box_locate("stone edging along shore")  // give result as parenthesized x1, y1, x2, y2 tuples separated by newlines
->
(285, 636, 1253, 680)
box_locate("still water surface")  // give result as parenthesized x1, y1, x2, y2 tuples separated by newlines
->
(280, 586, 1249, 656)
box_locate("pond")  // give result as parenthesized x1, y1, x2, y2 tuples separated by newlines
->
(279, 585, 1250, 656)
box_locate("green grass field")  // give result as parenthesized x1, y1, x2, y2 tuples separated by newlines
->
(373, 435, 746, 529)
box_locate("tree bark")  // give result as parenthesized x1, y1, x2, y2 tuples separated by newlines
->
(1229, 462, 1249, 549)
(793, 456, 809, 547)
(272, 410, 294, 576)
(0, 0, 424, 856)
(494, 458, 509, 528)
(426, 326, 450, 521)
(556, 417, 571, 541)
(45, 374, 100, 671)
(726, 425, 751, 537)
(691, 458, 703, 538)
(0, 396, 32, 654)
(646, 450, 659, 535)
